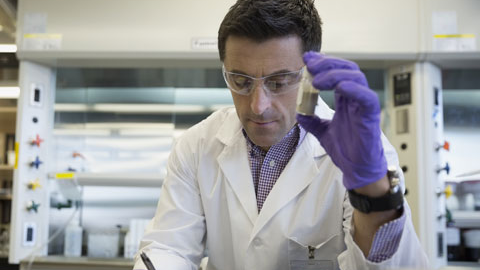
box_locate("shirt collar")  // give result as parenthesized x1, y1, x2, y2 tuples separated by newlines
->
(242, 124, 306, 155)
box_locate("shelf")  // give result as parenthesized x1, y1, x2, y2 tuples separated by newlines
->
(451, 211, 480, 228)
(0, 107, 16, 113)
(20, 256, 133, 270)
(0, 169, 13, 180)
(0, 81, 18, 87)
(0, 194, 11, 200)
(446, 261, 480, 269)
(0, 165, 14, 170)
(48, 172, 164, 187)
(54, 103, 228, 114)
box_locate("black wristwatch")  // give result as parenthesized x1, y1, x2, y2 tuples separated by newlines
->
(348, 166, 404, 214)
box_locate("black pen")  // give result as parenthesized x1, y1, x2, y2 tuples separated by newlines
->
(140, 251, 157, 270)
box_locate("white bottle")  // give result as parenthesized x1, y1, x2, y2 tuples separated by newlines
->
(64, 219, 83, 257)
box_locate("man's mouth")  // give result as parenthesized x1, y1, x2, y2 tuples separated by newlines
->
(251, 119, 275, 126)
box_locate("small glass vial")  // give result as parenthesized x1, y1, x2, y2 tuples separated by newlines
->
(296, 68, 318, 115)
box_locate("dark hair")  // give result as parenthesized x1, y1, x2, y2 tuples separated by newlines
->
(218, 0, 322, 62)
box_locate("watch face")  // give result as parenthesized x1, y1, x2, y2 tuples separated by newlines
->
(387, 167, 401, 193)
(391, 184, 400, 194)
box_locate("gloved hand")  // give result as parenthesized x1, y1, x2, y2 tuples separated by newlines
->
(296, 52, 387, 190)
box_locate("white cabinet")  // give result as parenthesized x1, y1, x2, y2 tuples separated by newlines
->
(16, 0, 480, 67)
(318, 0, 419, 55)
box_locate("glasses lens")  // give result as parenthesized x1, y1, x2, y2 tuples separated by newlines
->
(223, 67, 303, 95)
(264, 72, 302, 94)
(224, 72, 253, 95)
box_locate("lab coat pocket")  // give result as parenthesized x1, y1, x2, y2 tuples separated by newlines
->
(288, 234, 343, 270)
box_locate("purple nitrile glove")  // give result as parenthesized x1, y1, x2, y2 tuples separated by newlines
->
(296, 52, 387, 190)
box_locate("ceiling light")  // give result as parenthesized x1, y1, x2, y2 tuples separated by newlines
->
(0, 87, 20, 98)
(53, 129, 110, 136)
(0, 44, 17, 53)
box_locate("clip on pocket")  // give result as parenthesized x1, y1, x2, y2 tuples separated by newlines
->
(308, 246, 315, 259)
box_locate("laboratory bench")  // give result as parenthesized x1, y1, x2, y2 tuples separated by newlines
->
(19, 256, 133, 270)
(17, 256, 480, 270)
(445, 261, 480, 269)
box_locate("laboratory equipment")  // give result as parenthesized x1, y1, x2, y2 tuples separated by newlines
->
(6, 150, 15, 166)
(87, 228, 120, 258)
(63, 218, 82, 257)
(463, 230, 480, 261)
(385, 63, 448, 268)
(456, 180, 480, 211)
(446, 226, 461, 261)
(296, 67, 317, 116)
(124, 219, 150, 258)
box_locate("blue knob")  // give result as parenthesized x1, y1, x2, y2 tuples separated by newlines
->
(30, 156, 43, 169)
(437, 162, 450, 175)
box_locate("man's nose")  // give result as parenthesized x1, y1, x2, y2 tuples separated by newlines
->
(250, 83, 271, 115)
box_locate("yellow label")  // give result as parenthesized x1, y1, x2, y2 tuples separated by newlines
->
(23, 33, 62, 39)
(14, 142, 19, 169)
(55, 172, 75, 179)
(434, 34, 475, 38)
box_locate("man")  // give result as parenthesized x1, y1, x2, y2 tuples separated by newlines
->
(134, 0, 428, 269)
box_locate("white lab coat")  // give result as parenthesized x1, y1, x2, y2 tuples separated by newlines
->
(134, 100, 428, 270)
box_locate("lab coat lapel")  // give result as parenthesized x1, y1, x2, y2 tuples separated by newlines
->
(250, 134, 325, 238)
(216, 116, 258, 225)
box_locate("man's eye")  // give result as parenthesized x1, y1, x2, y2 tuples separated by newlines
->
(266, 80, 288, 89)
(266, 76, 290, 88)
(232, 75, 251, 88)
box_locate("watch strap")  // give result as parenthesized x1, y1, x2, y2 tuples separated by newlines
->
(348, 189, 404, 214)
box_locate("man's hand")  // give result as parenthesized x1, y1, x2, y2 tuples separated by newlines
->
(296, 52, 387, 190)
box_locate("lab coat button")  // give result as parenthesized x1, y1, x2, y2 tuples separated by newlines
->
(253, 238, 262, 247)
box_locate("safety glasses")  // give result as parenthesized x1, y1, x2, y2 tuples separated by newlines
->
(222, 65, 304, 96)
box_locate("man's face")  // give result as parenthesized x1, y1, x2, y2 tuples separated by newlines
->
(223, 35, 304, 150)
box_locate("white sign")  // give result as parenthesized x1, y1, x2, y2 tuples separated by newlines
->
(433, 34, 476, 52)
(432, 11, 457, 35)
(22, 33, 62, 50)
(191, 37, 218, 50)
(24, 13, 47, 33)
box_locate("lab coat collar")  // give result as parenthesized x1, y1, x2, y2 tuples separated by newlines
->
(216, 111, 259, 225)
(215, 110, 328, 233)
(250, 133, 325, 239)
(215, 108, 241, 146)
